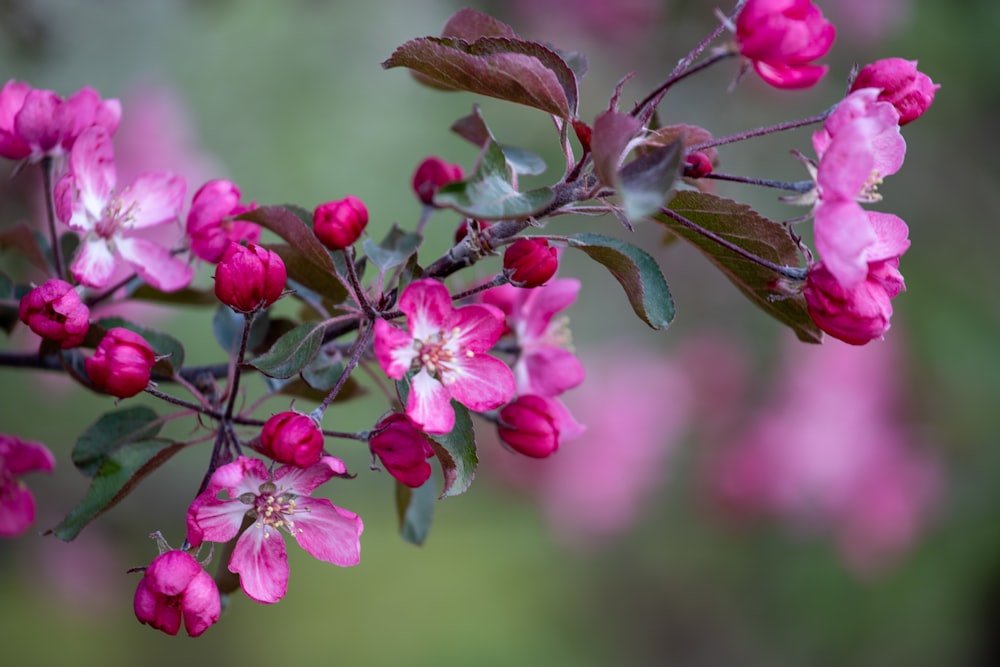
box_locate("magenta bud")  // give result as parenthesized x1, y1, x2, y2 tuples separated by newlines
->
(412, 156, 464, 206)
(85, 327, 156, 398)
(454, 219, 491, 245)
(803, 261, 903, 345)
(214, 242, 287, 313)
(18, 279, 90, 349)
(134, 550, 221, 637)
(497, 395, 560, 458)
(851, 58, 939, 126)
(369, 413, 435, 488)
(683, 151, 713, 179)
(313, 195, 369, 251)
(260, 411, 324, 468)
(503, 238, 558, 288)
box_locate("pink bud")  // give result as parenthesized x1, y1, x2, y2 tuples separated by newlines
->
(850, 58, 939, 126)
(503, 238, 558, 288)
(736, 0, 836, 90)
(369, 413, 435, 488)
(412, 156, 464, 206)
(497, 395, 560, 458)
(186, 179, 259, 263)
(134, 550, 221, 637)
(312, 195, 369, 251)
(454, 219, 491, 245)
(85, 327, 156, 398)
(214, 242, 287, 313)
(803, 260, 904, 345)
(683, 151, 713, 179)
(18, 279, 90, 349)
(260, 411, 324, 468)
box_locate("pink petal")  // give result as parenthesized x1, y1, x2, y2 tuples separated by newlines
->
(120, 172, 186, 228)
(70, 237, 116, 288)
(116, 236, 193, 292)
(814, 198, 877, 289)
(480, 282, 518, 317)
(133, 579, 181, 635)
(0, 80, 31, 159)
(399, 279, 453, 338)
(865, 211, 910, 263)
(447, 303, 505, 353)
(545, 395, 587, 442)
(0, 481, 35, 537)
(181, 569, 221, 637)
(520, 278, 581, 339)
(2, 437, 55, 475)
(13, 89, 62, 154)
(144, 550, 201, 596)
(290, 498, 363, 567)
(230, 526, 289, 604)
(408, 368, 455, 434)
(374, 319, 416, 379)
(273, 457, 346, 497)
(212, 456, 272, 497)
(188, 496, 250, 544)
(816, 123, 876, 200)
(753, 62, 828, 90)
(69, 126, 116, 211)
(446, 353, 516, 412)
(519, 346, 585, 396)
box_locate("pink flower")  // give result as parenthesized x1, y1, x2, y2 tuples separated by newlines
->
(259, 411, 324, 468)
(735, 0, 836, 90)
(213, 242, 287, 313)
(85, 327, 157, 399)
(0, 434, 55, 537)
(850, 58, 939, 126)
(368, 413, 436, 488)
(374, 279, 515, 434)
(133, 550, 221, 637)
(18, 279, 90, 349)
(186, 179, 259, 263)
(809, 88, 906, 289)
(54, 126, 192, 291)
(313, 195, 369, 251)
(0, 80, 120, 162)
(186, 456, 363, 604)
(482, 279, 585, 399)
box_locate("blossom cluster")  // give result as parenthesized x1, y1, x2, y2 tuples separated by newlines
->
(0, 0, 940, 639)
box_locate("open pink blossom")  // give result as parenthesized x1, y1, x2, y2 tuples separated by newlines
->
(735, 0, 836, 89)
(808, 88, 906, 289)
(54, 126, 192, 292)
(186, 179, 259, 263)
(374, 279, 515, 435)
(134, 549, 220, 637)
(0, 80, 120, 162)
(0, 434, 55, 537)
(186, 456, 363, 605)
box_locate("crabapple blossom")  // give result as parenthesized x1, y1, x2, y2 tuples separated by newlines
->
(85, 327, 157, 399)
(412, 156, 463, 206)
(735, 0, 836, 89)
(259, 411, 324, 468)
(18, 279, 90, 349)
(0, 80, 120, 162)
(0, 434, 55, 537)
(133, 549, 221, 637)
(54, 126, 192, 291)
(213, 242, 287, 313)
(186, 456, 363, 604)
(497, 395, 561, 458)
(368, 413, 436, 488)
(503, 238, 558, 287)
(374, 279, 515, 434)
(851, 58, 939, 126)
(312, 195, 368, 251)
(186, 179, 259, 263)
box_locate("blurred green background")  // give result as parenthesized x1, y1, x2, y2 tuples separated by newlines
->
(2, 0, 998, 665)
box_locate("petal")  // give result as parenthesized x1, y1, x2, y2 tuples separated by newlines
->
(273, 457, 345, 497)
(445, 353, 516, 412)
(374, 319, 417, 379)
(70, 237, 117, 288)
(399, 279, 453, 338)
(0, 481, 35, 537)
(2, 437, 55, 475)
(121, 172, 186, 228)
(814, 198, 877, 289)
(230, 526, 289, 604)
(189, 496, 250, 544)
(545, 396, 587, 442)
(519, 278, 581, 340)
(447, 303, 504, 353)
(753, 62, 828, 90)
(181, 570, 221, 637)
(519, 346, 585, 396)
(407, 368, 455, 434)
(480, 282, 519, 318)
(69, 126, 116, 209)
(14, 89, 62, 154)
(212, 456, 272, 497)
(117, 236, 193, 292)
(865, 211, 910, 263)
(133, 580, 181, 636)
(290, 498, 363, 567)
(144, 550, 201, 596)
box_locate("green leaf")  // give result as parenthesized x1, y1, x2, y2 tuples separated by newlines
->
(362, 224, 421, 273)
(434, 138, 555, 220)
(93, 317, 186, 374)
(211, 306, 271, 354)
(383, 9, 579, 118)
(426, 402, 478, 498)
(52, 438, 185, 541)
(658, 191, 821, 343)
(396, 478, 436, 546)
(567, 232, 675, 330)
(249, 321, 326, 379)
(0, 222, 52, 273)
(618, 140, 682, 223)
(72, 406, 163, 476)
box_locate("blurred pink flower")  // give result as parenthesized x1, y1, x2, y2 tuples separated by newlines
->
(507, 0, 663, 47)
(710, 335, 940, 574)
(825, 0, 911, 45)
(0, 434, 55, 537)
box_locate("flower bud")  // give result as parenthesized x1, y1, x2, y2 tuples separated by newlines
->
(369, 413, 435, 488)
(503, 238, 558, 288)
(214, 242, 287, 313)
(803, 260, 904, 345)
(85, 327, 156, 398)
(850, 58, 939, 126)
(497, 395, 560, 458)
(186, 179, 259, 263)
(736, 0, 836, 90)
(412, 156, 463, 206)
(134, 550, 221, 637)
(313, 195, 369, 251)
(683, 151, 713, 179)
(454, 219, 491, 245)
(18, 279, 90, 349)
(260, 411, 324, 468)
